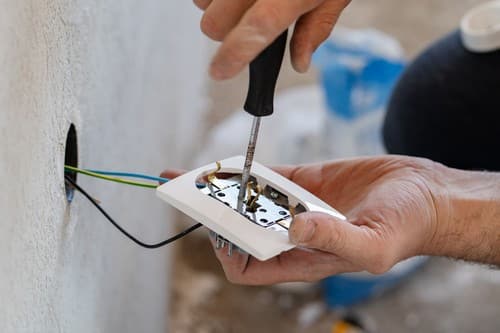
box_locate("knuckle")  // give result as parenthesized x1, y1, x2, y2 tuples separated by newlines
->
(246, 5, 281, 36)
(214, 44, 245, 69)
(317, 12, 338, 28)
(200, 13, 224, 41)
(313, 16, 336, 42)
(324, 225, 344, 252)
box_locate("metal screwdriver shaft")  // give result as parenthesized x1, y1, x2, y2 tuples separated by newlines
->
(237, 116, 261, 211)
(236, 29, 288, 214)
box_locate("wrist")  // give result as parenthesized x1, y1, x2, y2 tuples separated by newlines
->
(425, 165, 500, 265)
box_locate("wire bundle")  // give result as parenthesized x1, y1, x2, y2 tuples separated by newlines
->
(64, 165, 202, 248)
(64, 165, 167, 188)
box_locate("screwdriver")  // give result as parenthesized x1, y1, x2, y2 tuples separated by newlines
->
(237, 29, 288, 212)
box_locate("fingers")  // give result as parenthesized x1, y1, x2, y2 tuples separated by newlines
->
(210, 0, 324, 80)
(289, 212, 395, 274)
(270, 165, 299, 179)
(213, 244, 360, 285)
(159, 168, 186, 180)
(201, 0, 255, 41)
(193, 0, 212, 10)
(290, 0, 350, 72)
(289, 212, 351, 253)
(209, 236, 252, 275)
(271, 164, 324, 194)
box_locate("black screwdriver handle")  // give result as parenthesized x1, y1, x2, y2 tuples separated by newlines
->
(244, 29, 288, 117)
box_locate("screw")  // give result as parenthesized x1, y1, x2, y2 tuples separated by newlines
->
(270, 191, 279, 199)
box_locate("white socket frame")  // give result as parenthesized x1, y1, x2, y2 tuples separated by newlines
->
(156, 156, 345, 261)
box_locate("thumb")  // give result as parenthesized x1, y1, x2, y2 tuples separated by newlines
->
(159, 168, 185, 180)
(289, 212, 366, 258)
(290, 212, 399, 275)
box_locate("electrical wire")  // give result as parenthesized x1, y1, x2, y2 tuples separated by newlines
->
(64, 165, 157, 189)
(87, 168, 206, 189)
(64, 175, 203, 249)
(86, 169, 169, 183)
(65, 165, 206, 189)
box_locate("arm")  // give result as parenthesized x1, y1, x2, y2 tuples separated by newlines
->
(426, 167, 500, 265)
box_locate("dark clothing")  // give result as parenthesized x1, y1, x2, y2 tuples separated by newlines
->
(383, 31, 500, 171)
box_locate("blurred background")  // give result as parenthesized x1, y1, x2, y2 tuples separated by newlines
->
(1, 0, 499, 332)
(169, 0, 500, 332)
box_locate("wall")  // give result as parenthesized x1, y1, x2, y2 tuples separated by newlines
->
(0, 1, 207, 332)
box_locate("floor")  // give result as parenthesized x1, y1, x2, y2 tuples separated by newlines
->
(169, 1, 500, 332)
(169, 230, 500, 333)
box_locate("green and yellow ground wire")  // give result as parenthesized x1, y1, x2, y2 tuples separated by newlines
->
(64, 165, 158, 189)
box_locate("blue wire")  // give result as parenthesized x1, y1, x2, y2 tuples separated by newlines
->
(87, 169, 170, 183)
(87, 169, 206, 188)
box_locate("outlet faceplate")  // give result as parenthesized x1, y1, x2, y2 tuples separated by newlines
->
(156, 156, 345, 261)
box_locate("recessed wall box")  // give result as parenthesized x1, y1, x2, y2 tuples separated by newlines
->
(156, 156, 345, 261)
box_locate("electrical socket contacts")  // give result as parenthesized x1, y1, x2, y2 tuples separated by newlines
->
(156, 156, 345, 261)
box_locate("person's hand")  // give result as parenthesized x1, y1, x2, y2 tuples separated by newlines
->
(194, 0, 352, 80)
(162, 156, 451, 285)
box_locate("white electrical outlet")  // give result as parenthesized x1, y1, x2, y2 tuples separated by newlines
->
(156, 156, 345, 261)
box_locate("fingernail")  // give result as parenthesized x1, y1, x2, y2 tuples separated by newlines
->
(290, 216, 315, 245)
(296, 56, 311, 73)
(292, 46, 312, 73)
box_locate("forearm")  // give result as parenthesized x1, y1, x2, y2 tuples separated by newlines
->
(429, 167, 500, 265)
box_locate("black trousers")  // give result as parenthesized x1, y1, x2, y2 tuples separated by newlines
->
(383, 30, 500, 171)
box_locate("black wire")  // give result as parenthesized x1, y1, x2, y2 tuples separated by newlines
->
(64, 175, 202, 249)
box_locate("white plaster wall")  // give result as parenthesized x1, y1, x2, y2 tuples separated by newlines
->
(0, 1, 207, 332)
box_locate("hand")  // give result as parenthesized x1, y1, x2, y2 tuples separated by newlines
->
(194, 0, 352, 80)
(162, 156, 449, 285)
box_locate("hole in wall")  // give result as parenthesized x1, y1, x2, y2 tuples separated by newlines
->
(64, 124, 78, 203)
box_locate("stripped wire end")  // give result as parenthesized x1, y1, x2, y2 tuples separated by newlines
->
(207, 161, 222, 186)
